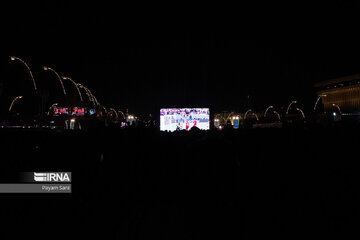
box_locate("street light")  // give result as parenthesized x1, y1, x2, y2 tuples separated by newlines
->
(332, 103, 342, 114)
(47, 103, 58, 115)
(264, 105, 274, 117)
(296, 108, 305, 119)
(244, 109, 252, 119)
(286, 100, 297, 115)
(313, 94, 327, 111)
(9, 56, 37, 91)
(252, 113, 259, 121)
(215, 114, 224, 123)
(70, 118, 76, 130)
(101, 105, 107, 113)
(62, 76, 83, 101)
(9, 96, 23, 112)
(92, 95, 100, 105)
(77, 84, 99, 105)
(273, 111, 281, 121)
(43, 66, 66, 95)
(84, 86, 97, 105)
(77, 84, 94, 104)
(118, 111, 126, 119)
(109, 108, 119, 118)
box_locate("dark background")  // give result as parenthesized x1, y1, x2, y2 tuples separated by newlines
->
(1, 1, 360, 115)
(1, 2, 360, 239)
(1, 126, 359, 239)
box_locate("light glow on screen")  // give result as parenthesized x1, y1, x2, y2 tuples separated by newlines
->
(52, 107, 86, 116)
(160, 108, 210, 131)
(53, 107, 69, 115)
(71, 107, 86, 116)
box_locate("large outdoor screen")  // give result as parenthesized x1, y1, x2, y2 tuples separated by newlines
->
(53, 107, 69, 116)
(160, 108, 210, 131)
(52, 107, 86, 116)
(71, 107, 86, 116)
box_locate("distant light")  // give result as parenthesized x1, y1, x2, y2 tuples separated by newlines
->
(333, 112, 336, 116)
(50, 121, 54, 124)
(10, 56, 15, 61)
(43, 66, 48, 71)
(70, 118, 76, 122)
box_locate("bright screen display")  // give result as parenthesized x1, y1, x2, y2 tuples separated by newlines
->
(233, 119, 239, 129)
(52, 107, 86, 116)
(160, 108, 210, 131)
(53, 107, 69, 116)
(71, 107, 86, 116)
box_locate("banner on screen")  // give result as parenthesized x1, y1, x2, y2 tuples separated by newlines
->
(160, 108, 210, 131)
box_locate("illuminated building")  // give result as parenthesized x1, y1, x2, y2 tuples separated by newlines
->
(315, 73, 360, 114)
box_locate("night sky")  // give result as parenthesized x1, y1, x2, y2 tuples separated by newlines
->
(2, 1, 360, 115)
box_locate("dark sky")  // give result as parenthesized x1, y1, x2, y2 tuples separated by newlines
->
(2, 1, 360, 114)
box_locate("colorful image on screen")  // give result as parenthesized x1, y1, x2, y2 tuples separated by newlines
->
(160, 108, 210, 131)
(71, 107, 86, 116)
(53, 107, 69, 116)
(233, 119, 239, 129)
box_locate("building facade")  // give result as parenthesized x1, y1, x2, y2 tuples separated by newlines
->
(315, 73, 360, 114)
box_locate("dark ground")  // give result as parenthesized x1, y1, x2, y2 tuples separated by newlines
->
(0, 126, 358, 239)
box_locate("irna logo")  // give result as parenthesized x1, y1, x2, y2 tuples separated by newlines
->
(34, 172, 71, 182)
